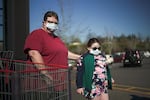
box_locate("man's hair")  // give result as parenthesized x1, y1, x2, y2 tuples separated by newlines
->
(43, 11, 59, 21)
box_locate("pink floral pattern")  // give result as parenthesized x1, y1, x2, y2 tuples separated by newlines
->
(87, 55, 108, 99)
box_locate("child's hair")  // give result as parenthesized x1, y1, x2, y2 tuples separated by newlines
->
(87, 38, 100, 47)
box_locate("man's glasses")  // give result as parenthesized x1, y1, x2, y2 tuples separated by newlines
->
(92, 47, 101, 50)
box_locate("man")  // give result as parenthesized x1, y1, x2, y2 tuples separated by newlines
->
(24, 11, 80, 100)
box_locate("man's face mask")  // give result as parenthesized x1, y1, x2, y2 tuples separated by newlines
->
(89, 47, 101, 55)
(46, 23, 58, 31)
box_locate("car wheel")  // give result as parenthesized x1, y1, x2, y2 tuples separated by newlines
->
(123, 63, 127, 67)
(138, 63, 142, 67)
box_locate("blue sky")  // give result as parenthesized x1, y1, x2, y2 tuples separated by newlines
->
(30, 0, 150, 41)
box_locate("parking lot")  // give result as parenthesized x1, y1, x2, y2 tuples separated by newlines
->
(70, 58, 150, 100)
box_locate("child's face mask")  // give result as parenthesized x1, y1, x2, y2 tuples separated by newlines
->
(89, 49, 101, 55)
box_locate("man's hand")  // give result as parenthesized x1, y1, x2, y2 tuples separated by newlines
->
(42, 74, 53, 85)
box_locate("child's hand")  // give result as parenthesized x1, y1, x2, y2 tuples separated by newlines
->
(76, 88, 84, 95)
(111, 78, 115, 84)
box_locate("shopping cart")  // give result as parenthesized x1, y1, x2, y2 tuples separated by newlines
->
(0, 58, 71, 100)
(0, 51, 14, 69)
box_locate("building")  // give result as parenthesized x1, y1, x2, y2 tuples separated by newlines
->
(0, 0, 29, 59)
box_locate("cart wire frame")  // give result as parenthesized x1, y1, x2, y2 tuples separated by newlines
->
(0, 58, 71, 100)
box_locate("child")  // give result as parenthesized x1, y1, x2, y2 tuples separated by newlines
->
(76, 38, 114, 100)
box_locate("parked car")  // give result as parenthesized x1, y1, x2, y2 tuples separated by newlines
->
(113, 52, 124, 63)
(122, 49, 142, 67)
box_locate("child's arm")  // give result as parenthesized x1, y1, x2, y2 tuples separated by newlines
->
(76, 57, 84, 94)
(76, 61, 84, 88)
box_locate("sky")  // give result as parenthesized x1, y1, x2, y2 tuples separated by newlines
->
(30, 0, 150, 42)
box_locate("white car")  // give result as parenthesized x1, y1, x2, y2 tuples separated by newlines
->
(105, 54, 114, 64)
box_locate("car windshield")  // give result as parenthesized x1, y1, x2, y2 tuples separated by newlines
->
(125, 50, 140, 58)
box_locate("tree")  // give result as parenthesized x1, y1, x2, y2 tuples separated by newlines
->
(56, 0, 90, 43)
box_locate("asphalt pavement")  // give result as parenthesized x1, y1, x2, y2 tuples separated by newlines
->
(70, 58, 150, 100)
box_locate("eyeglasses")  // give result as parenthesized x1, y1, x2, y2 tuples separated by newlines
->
(46, 20, 58, 24)
(92, 47, 101, 50)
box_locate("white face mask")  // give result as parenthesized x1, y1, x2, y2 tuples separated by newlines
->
(89, 49, 101, 55)
(46, 23, 58, 31)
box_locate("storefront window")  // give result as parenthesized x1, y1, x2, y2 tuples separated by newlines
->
(0, 0, 4, 50)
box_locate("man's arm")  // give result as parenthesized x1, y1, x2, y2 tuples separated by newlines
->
(28, 50, 44, 65)
(28, 50, 52, 80)
(68, 51, 80, 60)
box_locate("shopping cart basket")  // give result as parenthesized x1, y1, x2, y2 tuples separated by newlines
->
(0, 58, 71, 100)
(0, 51, 14, 69)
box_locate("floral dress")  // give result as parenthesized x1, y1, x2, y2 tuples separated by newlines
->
(76, 53, 108, 99)
(90, 55, 108, 98)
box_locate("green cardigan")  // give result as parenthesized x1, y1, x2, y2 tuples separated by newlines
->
(83, 54, 95, 90)
(78, 53, 112, 90)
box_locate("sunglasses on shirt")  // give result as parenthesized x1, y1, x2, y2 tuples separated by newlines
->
(92, 47, 101, 50)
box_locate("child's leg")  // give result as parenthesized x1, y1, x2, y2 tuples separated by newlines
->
(91, 95, 101, 100)
(100, 93, 109, 100)
(91, 93, 109, 100)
